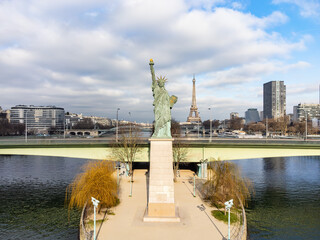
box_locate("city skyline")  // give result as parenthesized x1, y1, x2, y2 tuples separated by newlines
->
(1, 0, 320, 122)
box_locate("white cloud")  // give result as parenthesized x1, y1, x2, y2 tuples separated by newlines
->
(231, 2, 244, 10)
(259, 11, 289, 27)
(85, 12, 100, 17)
(0, 0, 313, 121)
(185, 0, 226, 10)
(272, 0, 320, 18)
(201, 61, 310, 87)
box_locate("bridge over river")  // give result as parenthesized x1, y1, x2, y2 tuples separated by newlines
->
(1, 137, 320, 162)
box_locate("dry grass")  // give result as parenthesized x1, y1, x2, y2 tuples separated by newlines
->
(65, 160, 118, 211)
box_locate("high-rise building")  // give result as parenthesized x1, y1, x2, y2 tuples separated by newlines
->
(263, 81, 286, 119)
(259, 111, 264, 121)
(293, 103, 320, 122)
(293, 106, 298, 122)
(245, 108, 260, 124)
(10, 105, 65, 132)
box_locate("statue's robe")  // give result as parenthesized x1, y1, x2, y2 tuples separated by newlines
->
(152, 84, 171, 138)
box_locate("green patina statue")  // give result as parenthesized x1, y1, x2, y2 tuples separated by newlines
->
(149, 59, 177, 138)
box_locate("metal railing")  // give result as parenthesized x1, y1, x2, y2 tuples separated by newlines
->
(79, 203, 93, 240)
(228, 199, 247, 240)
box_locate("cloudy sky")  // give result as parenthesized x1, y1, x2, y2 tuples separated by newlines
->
(1, 0, 320, 122)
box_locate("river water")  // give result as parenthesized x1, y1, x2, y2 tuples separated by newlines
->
(234, 157, 320, 240)
(0, 155, 89, 239)
(0, 155, 320, 239)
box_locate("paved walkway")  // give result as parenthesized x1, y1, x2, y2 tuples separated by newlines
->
(97, 170, 228, 240)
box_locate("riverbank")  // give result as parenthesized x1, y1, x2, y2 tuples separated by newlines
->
(88, 169, 232, 240)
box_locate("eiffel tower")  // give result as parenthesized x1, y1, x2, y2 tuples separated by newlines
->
(187, 75, 201, 123)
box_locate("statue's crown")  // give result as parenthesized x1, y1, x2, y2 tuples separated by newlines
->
(157, 76, 167, 83)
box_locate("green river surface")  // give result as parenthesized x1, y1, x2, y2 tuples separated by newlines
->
(0, 155, 320, 239)
(0, 155, 89, 239)
(234, 156, 320, 240)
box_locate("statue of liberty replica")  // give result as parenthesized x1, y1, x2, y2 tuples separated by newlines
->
(144, 59, 180, 221)
(149, 59, 177, 138)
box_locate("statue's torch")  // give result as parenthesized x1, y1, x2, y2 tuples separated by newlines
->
(149, 59, 156, 83)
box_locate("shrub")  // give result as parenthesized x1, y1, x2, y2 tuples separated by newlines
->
(205, 160, 253, 209)
(65, 161, 118, 211)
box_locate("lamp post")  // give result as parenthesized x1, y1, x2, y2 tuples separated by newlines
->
(24, 109, 31, 143)
(208, 107, 213, 142)
(197, 111, 201, 138)
(129, 112, 132, 133)
(128, 111, 133, 197)
(225, 199, 234, 240)
(63, 114, 66, 139)
(193, 173, 196, 197)
(116, 108, 120, 142)
(305, 112, 308, 141)
(25, 110, 28, 143)
(91, 197, 100, 240)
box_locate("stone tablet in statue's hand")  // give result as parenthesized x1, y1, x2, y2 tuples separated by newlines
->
(170, 95, 178, 108)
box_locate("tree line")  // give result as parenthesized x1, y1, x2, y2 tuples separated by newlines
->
(0, 119, 25, 136)
(202, 116, 317, 136)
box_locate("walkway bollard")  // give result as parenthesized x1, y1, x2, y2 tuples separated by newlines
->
(91, 197, 100, 240)
(225, 199, 233, 240)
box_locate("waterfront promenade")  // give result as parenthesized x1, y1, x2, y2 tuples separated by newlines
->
(95, 170, 228, 240)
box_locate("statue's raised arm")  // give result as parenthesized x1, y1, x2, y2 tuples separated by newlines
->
(149, 59, 156, 91)
(149, 59, 178, 138)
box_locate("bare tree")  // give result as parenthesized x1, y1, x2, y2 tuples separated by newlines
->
(246, 122, 266, 134)
(229, 117, 244, 130)
(112, 125, 142, 183)
(287, 125, 297, 135)
(172, 140, 188, 182)
(278, 115, 289, 136)
(0, 119, 24, 136)
(171, 119, 188, 181)
(205, 160, 254, 213)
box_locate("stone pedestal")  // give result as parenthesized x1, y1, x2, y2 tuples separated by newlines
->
(143, 138, 180, 222)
